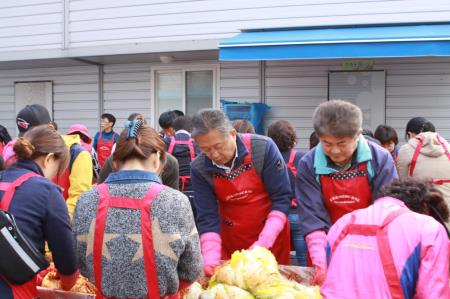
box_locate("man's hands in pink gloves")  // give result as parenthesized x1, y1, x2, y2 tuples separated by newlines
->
(306, 230, 327, 286)
(200, 232, 221, 276)
(250, 210, 287, 249)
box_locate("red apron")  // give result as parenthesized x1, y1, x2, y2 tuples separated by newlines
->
(94, 183, 180, 299)
(167, 136, 196, 192)
(286, 149, 298, 208)
(0, 172, 40, 299)
(409, 134, 450, 185)
(97, 132, 117, 168)
(320, 162, 372, 224)
(392, 152, 398, 163)
(53, 168, 70, 200)
(330, 209, 409, 299)
(286, 149, 297, 177)
(212, 134, 290, 265)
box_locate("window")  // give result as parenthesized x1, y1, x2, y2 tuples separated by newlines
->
(153, 66, 217, 125)
(14, 81, 53, 135)
(329, 71, 386, 131)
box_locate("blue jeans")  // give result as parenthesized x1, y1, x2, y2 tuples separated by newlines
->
(288, 210, 307, 266)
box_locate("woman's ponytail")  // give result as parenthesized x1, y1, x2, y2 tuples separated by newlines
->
(13, 137, 36, 159)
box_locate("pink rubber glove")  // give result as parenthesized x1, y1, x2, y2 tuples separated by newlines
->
(306, 230, 327, 286)
(200, 232, 221, 276)
(250, 210, 287, 249)
(59, 270, 80, 291)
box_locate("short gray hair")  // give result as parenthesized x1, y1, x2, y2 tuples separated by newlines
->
(192, 109, 232, 138)
(313, 100, 362, 138)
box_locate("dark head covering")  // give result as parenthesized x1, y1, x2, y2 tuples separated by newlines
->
(405, 117, 435, 139)
(16, 104, 51, 136)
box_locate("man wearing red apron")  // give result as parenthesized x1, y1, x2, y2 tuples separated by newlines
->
(296, 100, 398, 285)
(93, 113, 118, 168)
(190, 109, 292, 276)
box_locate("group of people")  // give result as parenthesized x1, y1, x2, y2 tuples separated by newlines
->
(0, 100, 448, 299)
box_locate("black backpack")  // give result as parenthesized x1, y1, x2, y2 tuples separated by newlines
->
(0, 172, 49, 285)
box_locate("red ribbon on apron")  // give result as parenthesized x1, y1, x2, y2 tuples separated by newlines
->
(409, 134, 450, 185)
(97, 132, 117, 167)
(212, 134, 290, 265)
(330, 209, 410, 299)
(167, 136, 196, 192)
(94, 183, 179, 299)
(286, 149, 298, 208)
(0, 172, 40, 299)
(320, 162, 372, 224)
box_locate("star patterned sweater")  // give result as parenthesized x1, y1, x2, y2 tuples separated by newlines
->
(73, 170, 202, 298)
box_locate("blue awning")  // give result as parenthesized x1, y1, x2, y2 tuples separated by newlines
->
(219, 23, 450, 61)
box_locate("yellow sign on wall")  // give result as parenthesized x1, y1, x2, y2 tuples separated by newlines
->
(342, 60, 374, 71)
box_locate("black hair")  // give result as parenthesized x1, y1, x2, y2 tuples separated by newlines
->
(374, 125, 398, 145)
(172, 116, 193, 132)
(309, 131, 319, 149)
(158, 111, 177, 129)
(101, 113, 116, 127)
(361, 129, 374, 138)
(172, 110, 184, 117)
(0, 124, 12, 144)
(405, 117, 435, 140)
(377, 178, 449, 226)
(267, 120, 296, 151)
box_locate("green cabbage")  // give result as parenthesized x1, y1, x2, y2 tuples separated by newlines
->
(209, 247, 322, 299)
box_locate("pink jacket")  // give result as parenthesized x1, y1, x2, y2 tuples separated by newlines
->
(322, 197, 449, 299)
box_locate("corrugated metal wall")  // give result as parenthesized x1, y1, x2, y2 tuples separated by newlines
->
(103, 63, 152, 128)
(265, 60, 329, 149)
(0, 66, 99, 138)
(67, 0, 450, 48)
(383, 59, 450, 142)
(220, 61, 260, 103)
(0, 0, 63, 53)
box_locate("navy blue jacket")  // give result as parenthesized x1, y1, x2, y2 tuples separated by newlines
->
(164, 131, 200, 192)
(0, 160, 77, 297)
(191, 134, 291, 235)
(280, 149, 305, 203)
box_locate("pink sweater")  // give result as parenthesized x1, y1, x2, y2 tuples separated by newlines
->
(322, 197, 449, 299)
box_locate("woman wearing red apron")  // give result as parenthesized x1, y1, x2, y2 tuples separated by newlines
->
(94, 113, 118, 167)
(73, 120, 202, 298)
(0, 126, 79, 298)
(190, 109, 292, 276)
(296, 100, 398, 285)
